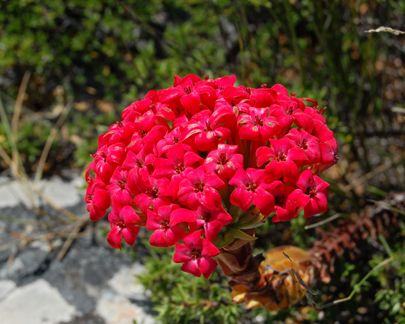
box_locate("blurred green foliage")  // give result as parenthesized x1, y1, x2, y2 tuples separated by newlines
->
(0, 0, 403, 172)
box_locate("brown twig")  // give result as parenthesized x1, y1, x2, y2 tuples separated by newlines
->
(34, 102, 72, 182)
(56, 217, 90, 261)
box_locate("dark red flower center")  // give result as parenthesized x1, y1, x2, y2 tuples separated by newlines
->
(116, 220, 125, 229)
(299, 139, 308, 150)
(275, 152, 287, 161)
(136, 159, 144, 168)
(118, 179, 126, 189)
(146, 187, 159, 198)
(246, 182, 257, 192)
(254, 116, 263, 126)
(275, 194, 286, 206)
(217, 153, 228, 165)
(194, 182, 205, 192)
(160, 219, 169, 229)
(201, 212, 212, 222)
(191, 248, 201, 259)
(306, 186, 317, 198)
(175, 162, 185, 173)
(184, 86, 192, 94)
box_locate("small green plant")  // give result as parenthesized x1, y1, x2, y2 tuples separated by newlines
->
(137, 247, 243, 324)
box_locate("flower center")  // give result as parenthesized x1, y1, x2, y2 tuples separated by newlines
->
(148, 187, 159, 198)
(184, 86, 192, 94)
(246, 182, 257, 192)
(194, 182, 205, 192)
(175, 162, 185, 174)
(116, 220, 125, 229)
(201, 212, 211, 222)
(275, 152, 287, 161)
(136, 159, 144, 168)
(160, 219, 169, 229)
(118, 179, 126, 189)
(254, 116, 263, 126)
(306, 186, 317, 198)
(217, 153, 228, 165)
(275, 194, 286, 206)
(299, 139, 308, 150)
(191, 248, 201, 259)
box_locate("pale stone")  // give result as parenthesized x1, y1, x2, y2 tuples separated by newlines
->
(0, 279, 76, 324)
(39, 177, 81, 207)
(108, 263, 147, 299)
(96, 290, 155, 324)
(0, 280, 16, 300)
(0, 179, 30, 208)
(0, 176, 82, 209)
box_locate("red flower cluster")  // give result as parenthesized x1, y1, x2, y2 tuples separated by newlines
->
(85, 74, 337, 278)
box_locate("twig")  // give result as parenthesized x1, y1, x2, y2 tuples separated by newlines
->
(56, 217, 90, 261)
(305, 213, 341, 230)
(0, 146, 12, 166)
(366, 26, 405, 36)
(11, 72, 31, 177)
(341, 161, 394, 192)
(30, 186, 80, 222)
(392, 106, 405, 114)
(11, 72, 31, 138)
(34, 102, 72, 182)
(320, 257, 393, 308)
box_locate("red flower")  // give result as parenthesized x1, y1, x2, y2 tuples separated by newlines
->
(108, 168, 133, 209)
(85, 180, 110, 221)
(256, 138, 306, 182)
(93, 146, 114, 183)
(295, 170, 329, 218)
(129, 169, 171, 213)
(153, 143, 203, 178)
(268, 182, 306, 222)
(193, 205, 233, 241)
(173, 230, 220, 278)
(238, 107, 279, 142)
(146, 204, 196, 247)
(107, 206, 141, 248)
(184, 109, 233, 151)
(204, 144, 243, 180)
(286, 128, 320, 165)
(178, 166, 224, 209)
(229, 168, 275, 216)
(85, 74, 338, 278)
(159, 75, 216, 114)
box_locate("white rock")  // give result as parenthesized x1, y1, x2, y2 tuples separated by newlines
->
(0, 176, 82, 209)
(0, 179, 31, 208)
(99, 264, 155, 324)
(108, 263, 147, 299)
(0, 280, 16, 300)
(96, 290, 155, 324)
(0, 258, 24, 279)
(39, 176, 81, 207)
(0, 279, 76, 324)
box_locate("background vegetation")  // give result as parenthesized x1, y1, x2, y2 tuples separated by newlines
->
(0, 0, 404, 323)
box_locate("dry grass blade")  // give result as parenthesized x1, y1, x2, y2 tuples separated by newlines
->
(29, 186, 79, 222)
(366, 26, 405, 36)
(305, 213, 341, 230)
(56, 216, 89, 261)
(11, 72, 31, 177)
(319, 257, 394, 308)
(11, 72, 31, 137)
(34, 102, 72, 182)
